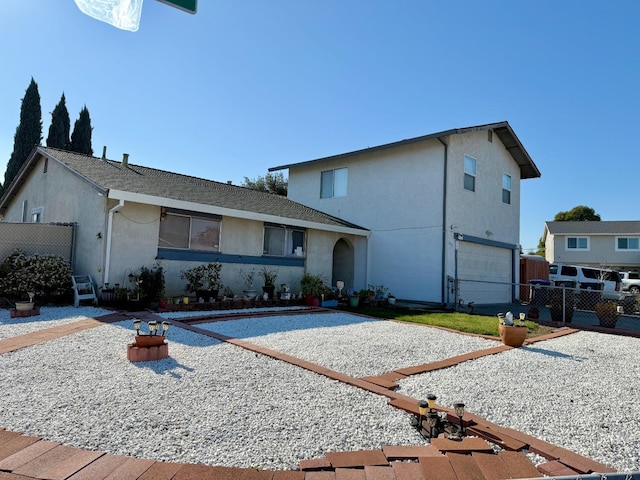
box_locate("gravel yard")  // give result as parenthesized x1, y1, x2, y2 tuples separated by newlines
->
(0, 307, 638, 472)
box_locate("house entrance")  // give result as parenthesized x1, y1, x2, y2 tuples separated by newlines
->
(332, 238, 354, 292)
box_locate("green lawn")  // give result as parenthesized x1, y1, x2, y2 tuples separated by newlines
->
(339, 305, 553, 338)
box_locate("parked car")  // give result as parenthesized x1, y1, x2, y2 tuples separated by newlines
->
(619, 271, 640, 295)
(548, 263, 623, 302)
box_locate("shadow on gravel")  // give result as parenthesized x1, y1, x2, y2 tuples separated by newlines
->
(522, 346, 587, 361)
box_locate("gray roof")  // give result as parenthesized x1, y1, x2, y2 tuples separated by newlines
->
(269, 121, 541, 179)
(545, 221, 640, 235)
(1, 147, 367, 232)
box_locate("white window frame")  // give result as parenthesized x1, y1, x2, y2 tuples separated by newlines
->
(502, 174, 511, 204)
(263, 224, 306, 257)
(566, 236, 589, 251)
(616, 237, 640, 251)
(158, 212, 221, 251)
(464, 155, 476, 192)
(320, 167, 348, 198)
(31, 207, 43, 223)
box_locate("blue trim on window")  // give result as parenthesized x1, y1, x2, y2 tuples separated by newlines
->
(156, 248, 305, 267)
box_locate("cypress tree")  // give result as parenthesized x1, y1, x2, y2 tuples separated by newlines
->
(4, 77, 42, 189)
(46, 93, 71, 149)
(70, 105, 93, 155)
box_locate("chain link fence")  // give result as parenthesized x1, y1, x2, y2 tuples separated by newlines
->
(453, 278, 640, 332)
(0, 222, 76, 268)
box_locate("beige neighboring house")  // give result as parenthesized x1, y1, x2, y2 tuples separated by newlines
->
(0, 147, 368, 297)
(543, 221, 640, 271)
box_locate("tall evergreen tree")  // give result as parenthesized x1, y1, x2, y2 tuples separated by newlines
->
(46, 93, 71, 149)
(70, 105, 93, 155)
(4, 77, 42, 189)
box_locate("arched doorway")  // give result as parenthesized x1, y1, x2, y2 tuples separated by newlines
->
(332, 238, 354, 292)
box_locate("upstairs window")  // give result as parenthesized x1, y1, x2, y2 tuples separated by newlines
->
(617, 237, 640, 251)
(566, 236, 589, 250)
(502, 174, 511, 204)
(320, 168, 348, 198)
(158, 210, 220, 251)
(464, 155, 476, 192)
(264, 224, 305, 256)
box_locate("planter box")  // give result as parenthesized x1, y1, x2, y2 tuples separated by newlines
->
(499, 324, 528, 347)
(320, 300, 338, 308)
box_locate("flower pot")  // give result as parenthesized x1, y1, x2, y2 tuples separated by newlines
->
(388, 297, 396, 305)
(349, 296, 360, 307)
(595, 302, 619, 328)
(15, 302, 34, 311)
(262, 285, 276, 299)
(243, 289, 257, 300)
(134, 335, 166, 347)
(499, 324, 528, 347)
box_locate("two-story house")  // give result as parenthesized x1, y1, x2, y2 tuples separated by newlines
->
(543, 221, 640, 271)
(271, 121, 541, 304)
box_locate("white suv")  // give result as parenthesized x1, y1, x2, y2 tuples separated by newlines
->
(549, 263, 622, 301)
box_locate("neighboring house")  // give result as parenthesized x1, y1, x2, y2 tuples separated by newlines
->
(271, 121, 541, 304)
(0, 147, 368, 297)
(543, 221, 640, 271)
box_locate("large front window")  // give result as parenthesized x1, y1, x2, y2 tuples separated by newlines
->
(159, 211, 220, 251)
(617, 237, 640, 250)
(320, 168, 348, 198)
(566, 236, 589, 250)
(263, 224, 305, 256)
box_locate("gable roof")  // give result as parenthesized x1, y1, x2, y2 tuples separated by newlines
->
(0, 147, 368, 235)
(269, 121, 541, 179)
(545, 221, 640, 236)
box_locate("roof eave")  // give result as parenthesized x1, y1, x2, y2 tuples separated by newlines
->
(269, 121, 541, 180)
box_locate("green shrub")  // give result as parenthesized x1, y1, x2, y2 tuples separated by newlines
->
(0, 250, 72, 301)
(138, 264, 165, 304)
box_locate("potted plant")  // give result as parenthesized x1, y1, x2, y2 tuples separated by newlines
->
(201, 262, 222, 301)
(180, 265, 205, 298)
(498, 312, 528, 347)
(240, 268, 257, 299)
(594, 300, 620, 328)
(348, 289, 360, 307)
(300, 272, 324, 306)
(258, 267, 278, 299)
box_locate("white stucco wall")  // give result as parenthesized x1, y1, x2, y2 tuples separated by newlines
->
(286, 130, 524, 302)
(2, 155, 107, 280)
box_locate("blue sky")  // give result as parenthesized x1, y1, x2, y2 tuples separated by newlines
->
(1, 0, 638, 253)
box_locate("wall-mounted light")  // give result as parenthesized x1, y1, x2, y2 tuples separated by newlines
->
(96, 232, 102, 239)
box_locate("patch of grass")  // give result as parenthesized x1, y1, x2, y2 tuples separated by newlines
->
(339, 305, 553, 338)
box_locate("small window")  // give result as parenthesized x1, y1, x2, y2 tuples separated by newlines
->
(320, 168, 348, 198)
(560, 265, 578, 276)
(264, 225, 305, 256)
(502, 174, 511, 204)
(464, 155, 476, 192)
(31, 207, 43, 223)
(617, 237, 640, 251)
(566, 237, 589, 250)
(158, 213, 220, 251)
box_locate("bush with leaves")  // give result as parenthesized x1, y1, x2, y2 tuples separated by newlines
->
(138, 264, 165, 304)
(0, 250, 72, 301)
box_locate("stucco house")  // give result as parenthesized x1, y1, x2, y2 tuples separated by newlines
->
(271, 121, 541, 304)
(0, 146, 368, 297)
(543, 221, 640, 271)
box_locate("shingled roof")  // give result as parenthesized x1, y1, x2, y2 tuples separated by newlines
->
(1, 147, 367, 234)
(270, 121, 541, 179)
(545, 221, 640, 235)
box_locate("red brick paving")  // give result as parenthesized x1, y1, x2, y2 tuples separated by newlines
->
(0, 309, 618, 479)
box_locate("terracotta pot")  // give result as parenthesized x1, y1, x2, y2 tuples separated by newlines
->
(134, 335, 166, 347)
(499, 324, 527, 347)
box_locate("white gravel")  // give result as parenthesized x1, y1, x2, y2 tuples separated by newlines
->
(399, 331, 640, 472)
(0, 306, 113, 339)
(195, 313, 498, 377)
(0, 306, 638, 472)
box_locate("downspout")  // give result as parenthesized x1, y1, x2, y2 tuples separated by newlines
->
(438, 137, 448, 305)
(103, 199, 124, 286)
